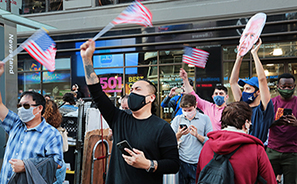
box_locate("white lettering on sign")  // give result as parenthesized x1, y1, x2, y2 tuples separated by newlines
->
(8, 34, 14, 75)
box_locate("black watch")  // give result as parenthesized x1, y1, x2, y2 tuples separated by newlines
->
(146, 160, 154, 173)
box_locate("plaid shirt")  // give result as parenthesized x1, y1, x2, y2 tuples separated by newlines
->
(0, 110, 63, 184)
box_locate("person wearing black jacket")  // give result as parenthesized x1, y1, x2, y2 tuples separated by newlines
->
(80, 39, 180, 184)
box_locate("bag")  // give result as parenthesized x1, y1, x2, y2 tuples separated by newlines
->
(197, 145, 242, 184)
(57, 127, 69, 152)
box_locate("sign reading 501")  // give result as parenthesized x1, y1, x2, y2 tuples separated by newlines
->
(100, 76, 122, 93)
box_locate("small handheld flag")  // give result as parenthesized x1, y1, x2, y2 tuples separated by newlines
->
(2, 28, 56, 72)
(92, 1, 152, 41)
(112, 1, 152, 27)
(22, 29, 56, 72)
(182, 47, 209, 69)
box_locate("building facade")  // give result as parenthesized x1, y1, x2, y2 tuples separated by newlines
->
(9, 0, 297, 121)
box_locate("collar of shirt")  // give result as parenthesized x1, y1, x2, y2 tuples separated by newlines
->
(24, 118, 46, 133)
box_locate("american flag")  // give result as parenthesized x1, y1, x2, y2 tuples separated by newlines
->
(112, 1, 153, 27)
(182, 47, 209, 68)
(22, 29, 56, 72)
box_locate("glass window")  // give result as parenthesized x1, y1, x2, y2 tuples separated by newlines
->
(43, 71, 71, 102)
(49, 0, 63, 11)
(18, 59, 41, 71)
(159, 50, 183, 64)
(42, 58, 70, 70)
(18, 72, 41, 99)
(22, 0, 46, 14)
(125, 52, 157, 66)
(94, 54, 123, 68)
(95, 0, 114, 6)
(159, 65, 194, 123)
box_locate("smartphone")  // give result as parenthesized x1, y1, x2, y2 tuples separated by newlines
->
(283, 108, 292, 116)
(175, 88, 183, 94)
(116, 140, 134, 156)
(180, 124, 188, 129)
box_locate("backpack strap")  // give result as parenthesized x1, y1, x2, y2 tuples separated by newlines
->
(213, 145, 242, 159)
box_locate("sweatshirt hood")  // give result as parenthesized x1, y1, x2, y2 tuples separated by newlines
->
(206, 130, 264, 155)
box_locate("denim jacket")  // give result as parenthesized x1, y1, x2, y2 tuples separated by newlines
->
(8, 157, 57, 184)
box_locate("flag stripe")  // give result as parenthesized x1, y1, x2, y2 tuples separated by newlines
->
(21, 29, 56, 72)
(112, 1, 152, 27)
(182, 46, 209, 68)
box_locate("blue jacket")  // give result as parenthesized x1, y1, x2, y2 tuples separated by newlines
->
(161, 94, 183, 118)
(8, 157, 57, 184)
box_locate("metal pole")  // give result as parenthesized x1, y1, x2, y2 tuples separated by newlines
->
(74, 100, 84, 184)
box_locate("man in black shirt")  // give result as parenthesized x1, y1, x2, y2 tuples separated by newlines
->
(80, 39, 180, 184)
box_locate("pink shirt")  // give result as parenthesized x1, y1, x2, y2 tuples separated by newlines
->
(194, 94, 225, 131)
(268, 95, 297, 152)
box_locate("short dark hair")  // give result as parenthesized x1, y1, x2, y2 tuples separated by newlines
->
(20, 91, 46, 115)
(221, 101, 252, 129)
(139, 79, 157, 115)
(214, 85, 228, 94)
(63, 93, 76, 105)
(180, 94, 196, 108)
(277, 73, 295, 83)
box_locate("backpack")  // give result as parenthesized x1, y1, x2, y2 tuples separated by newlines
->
(197, 145, 242, 184)
(197, 145, 267, 184)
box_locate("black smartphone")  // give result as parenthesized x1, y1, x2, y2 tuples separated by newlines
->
(283, 108, 292, 116)
(116, 140, 134, 156)
(180, 124, 188, 129)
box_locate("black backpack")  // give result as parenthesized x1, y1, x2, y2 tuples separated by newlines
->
(197, 145, 242, 184)
(197, 145, 267, 184)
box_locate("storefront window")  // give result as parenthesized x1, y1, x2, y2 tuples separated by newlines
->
(159, 65, 195, 123)
(21, 0, 63, 14)
(125, 52, 157, 66)
(94, 54, 124, 67)
(43, 71, 71, 102)
(159, 50, 183, 64)
(18, 72, 41, 100)
(18, 59, 41, 71)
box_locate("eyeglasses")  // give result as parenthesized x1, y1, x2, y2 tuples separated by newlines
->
(17, 103, 39, 109)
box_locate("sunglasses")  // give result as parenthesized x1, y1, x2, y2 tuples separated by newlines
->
(17, 103, 39, 109)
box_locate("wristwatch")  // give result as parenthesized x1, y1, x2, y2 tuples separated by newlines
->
(146, 160, 155, 173)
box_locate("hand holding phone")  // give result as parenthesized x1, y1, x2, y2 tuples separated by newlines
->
(180, 124, 188, 129)
(283, 108, 292, 116)
(117, 140, 134, 156)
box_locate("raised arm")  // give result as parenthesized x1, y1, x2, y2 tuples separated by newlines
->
(251, 39, 270, 110)
(179, 68, 193, 93)
(229, 50, 244, 101)
(80, 40, 99, 85)
(80, 40, 117, 124)
(0, 62, 9, 122)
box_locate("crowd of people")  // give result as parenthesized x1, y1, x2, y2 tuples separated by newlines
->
(0, 36, 296, 184)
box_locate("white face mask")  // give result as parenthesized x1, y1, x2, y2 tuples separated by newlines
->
(18, 106, 38, 123)
(182, 109, 196, 119)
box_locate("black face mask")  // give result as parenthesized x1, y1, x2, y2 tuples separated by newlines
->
(128, 92, 150, 111)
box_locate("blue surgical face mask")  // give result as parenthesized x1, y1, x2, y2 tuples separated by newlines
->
(241, 91, 258, 104)
(213, 96, 225, 106)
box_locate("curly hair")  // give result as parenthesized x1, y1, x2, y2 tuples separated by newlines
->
(43, 99, 62, 128)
